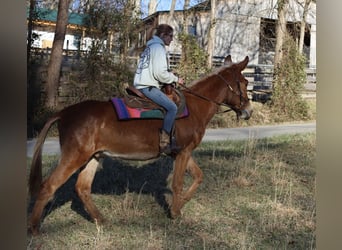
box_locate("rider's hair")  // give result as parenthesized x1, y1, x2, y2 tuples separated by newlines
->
(155, 24, 174, 37)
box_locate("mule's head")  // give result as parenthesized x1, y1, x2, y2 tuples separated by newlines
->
(220, 55, 253, 120)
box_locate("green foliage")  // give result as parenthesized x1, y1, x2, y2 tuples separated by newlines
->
(268, 33, 310, 121)
(175, 33, 210, 84)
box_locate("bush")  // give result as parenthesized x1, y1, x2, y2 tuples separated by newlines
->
(67, 62, 134, 104)
(27, 53, 134, 137)
(267, 33, 310, 121)
(175, 33, 210, 84)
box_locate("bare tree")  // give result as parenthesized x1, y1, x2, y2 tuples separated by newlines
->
(181, 0, 191, 60)
(120, 0, 138, 63)
(45, 0, 72, 108)
(298, 0, 311, 54)
(27, 0, 36, 65)
(148, 0, 157, 15)
(207, 0, 216, 68)
(36, 0, 59, 9)
(168, 0, 177, 23)
(183, 0, 191, 28)
(274, 0, 289, 68)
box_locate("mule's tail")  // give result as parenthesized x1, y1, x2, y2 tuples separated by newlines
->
(29, 114, 60, 197)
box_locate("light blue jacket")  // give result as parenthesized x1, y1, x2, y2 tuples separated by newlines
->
(133, 35, 178, 89)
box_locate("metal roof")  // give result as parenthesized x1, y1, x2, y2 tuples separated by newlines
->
(27, 8, 87, 26)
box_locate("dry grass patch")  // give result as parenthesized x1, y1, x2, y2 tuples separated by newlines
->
(208, 99, 316, 128)
(27, 133, 315, 249)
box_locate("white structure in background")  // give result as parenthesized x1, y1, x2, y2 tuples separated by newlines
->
(31, 30, 93, 51)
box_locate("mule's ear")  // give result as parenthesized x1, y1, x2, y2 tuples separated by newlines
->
(237, 56, 249, 70)
(224, 55, 233, 66)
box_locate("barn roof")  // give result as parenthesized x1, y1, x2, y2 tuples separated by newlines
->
(27, 8, 87, 26)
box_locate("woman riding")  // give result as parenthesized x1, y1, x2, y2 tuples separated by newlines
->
(133, 24, 184, 155)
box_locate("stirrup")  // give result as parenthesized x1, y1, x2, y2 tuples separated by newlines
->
(170, 137, 182, 154)
(160, 143, 181, 156)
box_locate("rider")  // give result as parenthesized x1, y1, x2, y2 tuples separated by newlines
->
(133, 24, 184, 155)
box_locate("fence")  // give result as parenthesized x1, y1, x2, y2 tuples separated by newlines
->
(242, 65, 316, 102)
(31, 49, 316, 105)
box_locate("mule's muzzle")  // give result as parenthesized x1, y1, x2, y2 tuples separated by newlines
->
(238, 103, 253, 120)
(239, 109, 252, 120)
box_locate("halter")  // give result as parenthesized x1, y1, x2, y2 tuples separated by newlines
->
(216, 73, 250, 113)
(181, 72, 249, 114)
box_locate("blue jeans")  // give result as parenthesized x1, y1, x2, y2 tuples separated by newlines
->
(140, 87, 177, 134)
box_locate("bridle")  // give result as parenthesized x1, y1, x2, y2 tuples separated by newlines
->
(180, 72, 250, 114)
(216, 73, 249, 112)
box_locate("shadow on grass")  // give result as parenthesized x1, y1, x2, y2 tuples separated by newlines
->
(27, 156, 174, 224)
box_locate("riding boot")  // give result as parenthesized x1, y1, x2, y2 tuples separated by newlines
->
(159, 129, 181, 156)
(170, 134, 182, 155)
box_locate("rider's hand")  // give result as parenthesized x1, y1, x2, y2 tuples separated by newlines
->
(177, 77, 184, 86)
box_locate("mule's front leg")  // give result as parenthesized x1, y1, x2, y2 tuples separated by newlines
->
(182, 156, 203, 203)
(170, 155, 186, 218)
(170, 155, 203, 218)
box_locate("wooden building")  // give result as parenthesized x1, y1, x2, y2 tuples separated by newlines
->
(136, 0, 316, 68)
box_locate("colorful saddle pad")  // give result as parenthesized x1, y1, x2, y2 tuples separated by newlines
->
(111, 98, 189, 121)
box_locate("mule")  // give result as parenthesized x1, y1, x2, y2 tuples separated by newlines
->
(28, 55, 253, 235)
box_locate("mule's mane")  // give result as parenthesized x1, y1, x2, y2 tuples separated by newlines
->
(188, 64, 234, 90)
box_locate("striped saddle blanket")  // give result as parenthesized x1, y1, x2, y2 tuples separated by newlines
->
(110, 97, 189, 121)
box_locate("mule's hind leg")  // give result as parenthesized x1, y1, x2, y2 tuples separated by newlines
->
(29, 158, 84, 235)
(75, 158, 105, 225)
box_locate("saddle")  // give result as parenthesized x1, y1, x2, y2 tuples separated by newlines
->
(124, 85, 186, 116)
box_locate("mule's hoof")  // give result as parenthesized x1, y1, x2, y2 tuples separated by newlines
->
(28, 225, 40, 236)
(169, 209, 182, 219)
(94, 216, 106, 225)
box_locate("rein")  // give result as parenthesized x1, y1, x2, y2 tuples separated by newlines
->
(180, 83, 234, 114)
(180, 73, 248, 114)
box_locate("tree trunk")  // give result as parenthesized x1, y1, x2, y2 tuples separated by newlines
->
(148, 0, 157, 16)
(169, 0, 177, 23)
(273, 0, 288, 68)
(121, 2, 130, 63)
(207, 0, 216, 68)
(27, 0, 36, 65)
(181, 0, 191, 60)
(182, 0, 190, 29)
(45, 0, 71, 108)
(298, 0, 311, 54)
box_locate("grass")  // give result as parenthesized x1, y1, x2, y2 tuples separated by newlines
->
(27, 132, 316, 249)
(27, 133, 316, 249)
